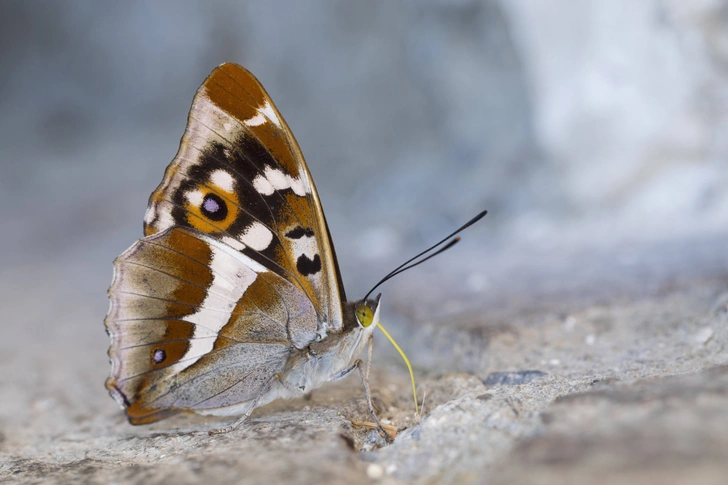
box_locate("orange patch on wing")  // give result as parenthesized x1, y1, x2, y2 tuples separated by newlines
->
(282, 192, 315, 230)
(184, 182, 240, 234)
(205, 64, 304, 179)
(216, 276, 288, 347)
(125, 401, 180, 425)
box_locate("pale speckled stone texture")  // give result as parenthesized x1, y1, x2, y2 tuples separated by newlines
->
(490, 365, 728, 485)
(2, 240, 727, 484)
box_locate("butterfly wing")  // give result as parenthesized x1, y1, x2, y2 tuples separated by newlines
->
(105, 226, 319, 424)
(143, 63, 345, 336)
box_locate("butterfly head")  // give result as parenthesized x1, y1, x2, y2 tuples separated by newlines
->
(354, 293, 382, 330)
(347, 210, 488, 417)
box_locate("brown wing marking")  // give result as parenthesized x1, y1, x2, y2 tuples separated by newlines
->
(105, 227, 317, 424)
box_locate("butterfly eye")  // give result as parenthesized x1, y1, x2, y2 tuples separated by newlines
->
(355, 305, 374, 327)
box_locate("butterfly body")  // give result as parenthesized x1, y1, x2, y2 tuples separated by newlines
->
(194, 298, 379, 419)
(105, 63, 380, 426)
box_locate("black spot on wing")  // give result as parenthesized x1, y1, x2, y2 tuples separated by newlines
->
(286, 227, 315, 239)
(200, 193, 228, 221)
(188, 141, 270, 223)
(296, 254, 321, 276)
(168, 140, 279, 264)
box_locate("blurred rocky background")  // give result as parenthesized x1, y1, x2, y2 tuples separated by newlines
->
(1, 1, 727, 484)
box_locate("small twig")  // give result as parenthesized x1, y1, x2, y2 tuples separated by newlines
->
(351, 419, 398, 438)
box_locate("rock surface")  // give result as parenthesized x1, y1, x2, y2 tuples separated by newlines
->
(2, 243, 727, 484)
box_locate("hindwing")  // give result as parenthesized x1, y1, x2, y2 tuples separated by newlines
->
(105, 226, 318, 424)
(143, 63, 345, 335)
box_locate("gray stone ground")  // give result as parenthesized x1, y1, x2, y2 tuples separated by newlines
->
(2, 233, 727, 484)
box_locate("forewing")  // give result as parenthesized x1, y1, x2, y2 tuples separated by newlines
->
(105, 226, 318, 424)
(143, 63, 345, 334)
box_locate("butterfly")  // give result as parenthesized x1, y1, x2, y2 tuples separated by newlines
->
(105, 63, 485, 437)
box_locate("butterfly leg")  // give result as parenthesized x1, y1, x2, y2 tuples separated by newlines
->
(271, 372, 309, 397)
(366, 334, 374, 382)
(331, 359, 393, 442)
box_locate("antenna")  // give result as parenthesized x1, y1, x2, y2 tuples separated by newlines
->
(368, 209, 487, 417)
(363, 210, 487, 301)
